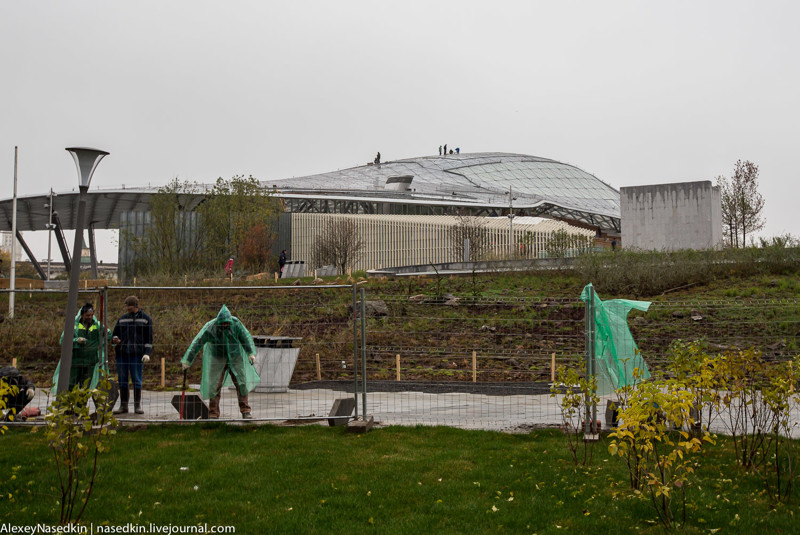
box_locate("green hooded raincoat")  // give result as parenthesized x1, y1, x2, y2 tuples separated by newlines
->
(52, 310, 112, 392)
(181, 305, 260, 400)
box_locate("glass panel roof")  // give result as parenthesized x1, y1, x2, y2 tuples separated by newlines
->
(268, 152, 620, 220)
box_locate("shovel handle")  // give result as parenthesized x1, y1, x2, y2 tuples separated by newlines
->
(180, 369, 188, 420)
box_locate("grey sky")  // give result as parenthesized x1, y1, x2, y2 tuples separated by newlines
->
(2, 1, 798, 262)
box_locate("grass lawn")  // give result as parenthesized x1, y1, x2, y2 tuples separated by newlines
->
(1, 424, 798, 534)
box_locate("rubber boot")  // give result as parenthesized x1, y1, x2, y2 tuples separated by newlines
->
(134, 388, 144, 414)
(114, 388, 129, 414)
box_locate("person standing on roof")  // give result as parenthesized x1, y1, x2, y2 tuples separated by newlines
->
(111, 295, 153, 415)
(438, 145, 442, 155)
(180, 305, 260, 419)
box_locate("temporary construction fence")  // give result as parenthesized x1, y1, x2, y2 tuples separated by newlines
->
(1, 285, 799, 431)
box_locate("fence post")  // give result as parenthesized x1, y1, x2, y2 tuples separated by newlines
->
(360, 287, 367, 420)
(551, 352, 556, 382)
(396, 354, 400, 381)
(161, 357, 165, 388)
(472, 351, 477, 382)
(101, 287, 108, 377)
(584, 285, 598, 437)
(352, 283, 358, 418)
(316, 353, 321, 380)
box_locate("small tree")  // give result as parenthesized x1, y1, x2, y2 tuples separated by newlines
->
(44, 372, 118, 525)
(717, 160, 765, 248)
(608, 379, 716, 529)
(124, 178, 204, 277)
(197, 175, 282, 272)
(543, 228, 591, 259)
(549, 363, 599, 465)
(310, 218, 365, 273)
(448, 215, 489, 261)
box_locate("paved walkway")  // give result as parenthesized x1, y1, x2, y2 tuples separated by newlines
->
(21, 388, 800, 436)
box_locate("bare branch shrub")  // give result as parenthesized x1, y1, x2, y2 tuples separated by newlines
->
(449, 215, 489, 261)
(310, 218, 364, 273)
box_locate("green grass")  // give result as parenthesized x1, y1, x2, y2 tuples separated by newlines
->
(2, 425, 799, 533)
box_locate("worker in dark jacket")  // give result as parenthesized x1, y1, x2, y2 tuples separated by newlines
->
(1, 366, 35, 421)
(111, 296, 153, 415)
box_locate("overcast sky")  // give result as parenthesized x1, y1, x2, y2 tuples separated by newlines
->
(2, 1, 798, 262)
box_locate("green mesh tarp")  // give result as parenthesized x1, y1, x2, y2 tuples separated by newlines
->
(580, 283, 651, 395)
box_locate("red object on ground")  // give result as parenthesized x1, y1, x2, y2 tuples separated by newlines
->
(19, 406, 41, 419)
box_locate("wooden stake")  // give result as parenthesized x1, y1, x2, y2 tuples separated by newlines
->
(11, 358, 17, 369)
(315, 353, 321, 380)
(551, 353, 556, 382)
(472, 351, 477, 382)
(275, 272, 279, 283)
(396, 354, 401, 381)
(161, 357, 165, 388)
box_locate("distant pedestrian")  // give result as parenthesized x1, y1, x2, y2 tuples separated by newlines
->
(443, 144, 447, 155)
(438, 145, 442, 156)
(455, 147, 460, 154)
(611, 237, 617, 251)
(374, 152, 381, 165)
(224, 256, 234, 276)
(279, 250, 287, 273)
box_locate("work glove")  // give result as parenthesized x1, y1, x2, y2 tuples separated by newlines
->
(249, 354, 255, 365)
(26, 388, 35, 401)
(77, 337, 87, 345)
(142, 354, 150, 363)
(181, 362, 190, 371)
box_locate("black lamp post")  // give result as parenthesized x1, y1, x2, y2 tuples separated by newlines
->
(56, 147, 109, 395)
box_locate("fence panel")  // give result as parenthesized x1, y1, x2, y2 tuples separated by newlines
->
(2, 287, 799, 431)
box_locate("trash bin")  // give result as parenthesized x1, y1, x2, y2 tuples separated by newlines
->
(251, 336, 302, 393)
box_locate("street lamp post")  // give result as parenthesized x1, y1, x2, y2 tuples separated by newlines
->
(56, 147, 109, 395)
(508, 187, 515, 258)
(45, 189, 56, 280)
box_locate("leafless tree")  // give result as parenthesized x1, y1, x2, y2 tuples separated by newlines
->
(449, 215, 489, 261)
(717, 160, 765, 248)
(310, 218, 365, 273)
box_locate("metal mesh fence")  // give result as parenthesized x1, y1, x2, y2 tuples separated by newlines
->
(1, 287, 799, 430)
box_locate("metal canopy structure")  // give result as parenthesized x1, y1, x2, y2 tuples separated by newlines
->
(0, 188, 206, 232)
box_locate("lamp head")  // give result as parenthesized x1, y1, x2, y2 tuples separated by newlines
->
(65, 147, 109, 190)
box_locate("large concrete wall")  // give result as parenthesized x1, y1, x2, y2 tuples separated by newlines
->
(621, 181, 722, 251)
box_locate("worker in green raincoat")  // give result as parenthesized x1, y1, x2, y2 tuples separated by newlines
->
(53, 302, 112, 391)
(181, 305, 260, 419)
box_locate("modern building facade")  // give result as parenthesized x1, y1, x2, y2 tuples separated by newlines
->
(290, 213, 595, 273)
(620, 181, 722, 251)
